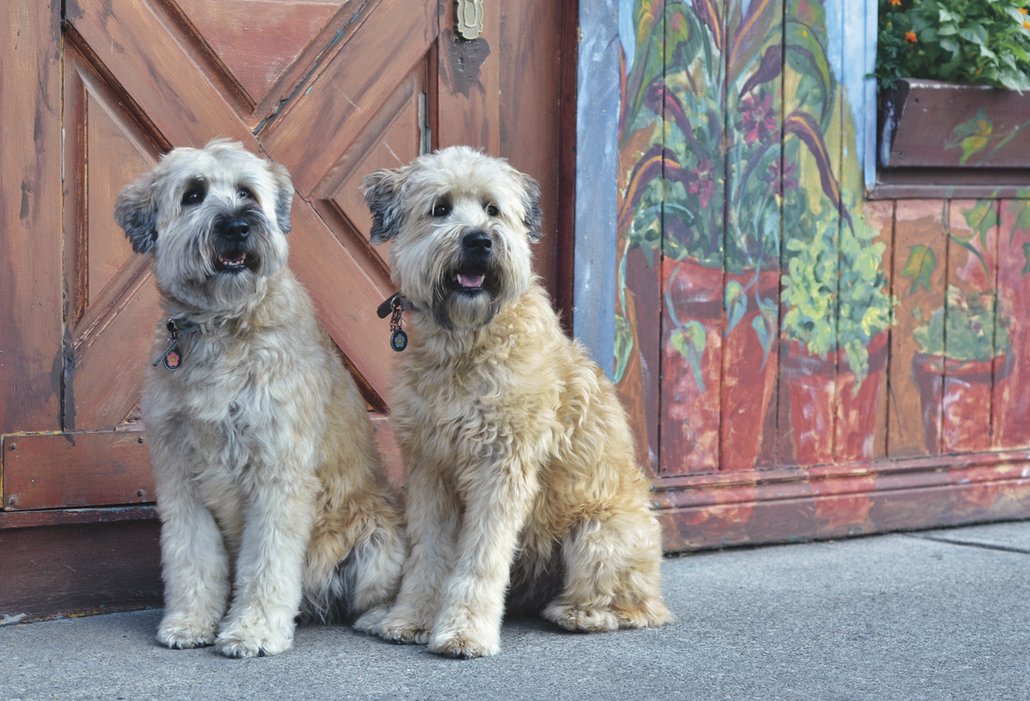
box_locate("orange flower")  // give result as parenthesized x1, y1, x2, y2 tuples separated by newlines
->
(905, 30, 918, 43)
(889, 0, 902, 5)
(1024, 20, 1030, 30)
(1021, 6, 1028, 13)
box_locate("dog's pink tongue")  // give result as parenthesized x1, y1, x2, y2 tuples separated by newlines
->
(458, 273, 485, 289)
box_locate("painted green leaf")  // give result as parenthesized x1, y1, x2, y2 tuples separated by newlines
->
(725, 280, 746, 332)
(946, 109, 993, 165)
(962, 200, 998, 248)
(671, 321, 708, 391)
(1007, 200, 1030, 239)
(901, 244, 936, 295)
(1023, 243, 1030, 275)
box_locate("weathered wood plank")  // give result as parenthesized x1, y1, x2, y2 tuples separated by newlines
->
(0, 517, 161, 620)
(994, 200, 1030, 449)
(888, 200, 948, 457)
(942, 200, 999, 454)
(719, 0, 783, 472)
(436, 0, 500, 154)
(4, 432, 152, 511)
(0, 2, 63, 436)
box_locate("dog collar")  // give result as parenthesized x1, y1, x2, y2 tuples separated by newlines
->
(377, 292, 413, 352)
(152, 318, 204, 370)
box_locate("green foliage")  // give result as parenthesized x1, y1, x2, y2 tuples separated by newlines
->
(781, 202, 893, 388)
(914, 285, 1011, 361)
(900, 244, 937, 294)
(875, 0, 1030, 90)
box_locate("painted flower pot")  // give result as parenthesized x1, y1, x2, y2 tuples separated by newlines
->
(911, 352, 1009, 453)
(783, 332, 888, 466)
(661, 258, 779, 473)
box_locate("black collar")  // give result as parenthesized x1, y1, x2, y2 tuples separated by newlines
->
(152, 317, 205, 370)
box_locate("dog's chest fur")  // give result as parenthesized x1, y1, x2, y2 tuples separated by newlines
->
(144, 275, 331, 485)
(392, 288, 568, 473)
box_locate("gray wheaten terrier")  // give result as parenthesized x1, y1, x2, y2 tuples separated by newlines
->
(115, 140, 405, 658)
(361, 146, 673, 659)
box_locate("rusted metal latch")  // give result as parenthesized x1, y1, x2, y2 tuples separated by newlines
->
(456, 0, 484, 40)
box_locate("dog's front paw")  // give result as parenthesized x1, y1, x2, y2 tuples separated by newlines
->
(214, 618, 294, 658)
(157, 615, 218, 649)
(374, 617, 432, 645)
(542, 602, 620, 632)
(428, 628, 500, 659)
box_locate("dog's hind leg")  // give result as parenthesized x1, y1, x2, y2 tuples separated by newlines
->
(543, 509, 674, 632)
(372, 462, 459, 645)
(347, 511, 407, 631)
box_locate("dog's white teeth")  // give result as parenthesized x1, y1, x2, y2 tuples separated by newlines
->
(457, 273, 485, 289)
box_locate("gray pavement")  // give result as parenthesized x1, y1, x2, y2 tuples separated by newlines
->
(2, 521, 1028, 701)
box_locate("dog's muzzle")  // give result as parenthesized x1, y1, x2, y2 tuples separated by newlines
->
(213, 211, 259, 273)
(451, 230, 493, 294)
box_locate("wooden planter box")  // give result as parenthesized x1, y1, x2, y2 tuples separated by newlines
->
(875, 79, 1030, 197)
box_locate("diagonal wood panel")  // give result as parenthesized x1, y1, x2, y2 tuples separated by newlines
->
(175, 0, 346, 105)
(262, 0, 437, 194)
(65, 0, 399, 407)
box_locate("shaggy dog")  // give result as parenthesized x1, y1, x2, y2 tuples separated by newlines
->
(115, 139, 405, 657)
(360, 146, 672, 659)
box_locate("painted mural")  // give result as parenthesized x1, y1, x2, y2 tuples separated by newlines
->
(615, 0, 1030, 546)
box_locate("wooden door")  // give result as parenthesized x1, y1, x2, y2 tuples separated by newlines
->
(0, 0, 574, 617)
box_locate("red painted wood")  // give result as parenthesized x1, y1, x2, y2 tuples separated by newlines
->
(942, 200, 999, 454)
(0, 2, 63, 436)
(175, 0, 344, 105)
(655, 450, 1030, 551)
(4, 432, 152, 511)
(0, 517, 161, 620)
(994, 200, 1030, 449)
(885, 80, 1030, 169)
(888, 200, 948, 457)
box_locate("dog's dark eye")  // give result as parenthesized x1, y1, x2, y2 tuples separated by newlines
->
(181, 187, 205, 207)
(238, 187, 255, 201)
(485, 203, 500, 217)
(431, 200, 452, 218)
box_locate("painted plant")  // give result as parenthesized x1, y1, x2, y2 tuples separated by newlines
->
(616, 0, 893, 471)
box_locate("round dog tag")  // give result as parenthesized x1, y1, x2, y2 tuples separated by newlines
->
(163, 349, 182, 370)
(390, 329, 408, 352)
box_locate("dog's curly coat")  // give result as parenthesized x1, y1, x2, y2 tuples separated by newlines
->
(115, 140, 405, 658)
(361, 146, 673, 659)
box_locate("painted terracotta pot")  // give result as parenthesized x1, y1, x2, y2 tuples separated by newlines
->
(661, 258, 779, 473)
(912, 352, 1009, 453)
(782, 332, 888, 466)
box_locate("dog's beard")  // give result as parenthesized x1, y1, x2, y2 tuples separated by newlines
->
(154, 216, 287, 316)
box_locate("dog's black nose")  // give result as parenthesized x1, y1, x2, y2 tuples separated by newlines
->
(223, 217, 250, 242)
(462, 230, 492, 253)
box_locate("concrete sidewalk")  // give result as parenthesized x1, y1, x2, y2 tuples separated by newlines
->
(2, 521, 1028, 700)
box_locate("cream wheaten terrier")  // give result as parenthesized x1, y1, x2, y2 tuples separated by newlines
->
(115, 139, 405, 658)
(361, 146, 673, 659)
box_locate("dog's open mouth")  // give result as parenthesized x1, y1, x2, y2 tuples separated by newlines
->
(450, 266, 489, 295)
(214, 251, 255, 273)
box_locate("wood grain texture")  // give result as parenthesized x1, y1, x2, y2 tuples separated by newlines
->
(888, 200, 948, 458)
(994, 200, 1030, 449)
(0, 517, 161, 620)
(4, 432, 152, 511)
(0, 2, 63, 435)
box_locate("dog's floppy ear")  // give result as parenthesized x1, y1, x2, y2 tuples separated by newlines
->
(270, 161, 294, 235)
(518, 172, 544, 242)
(362, 169, 404, 244)
(114, 172, 160, 254)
